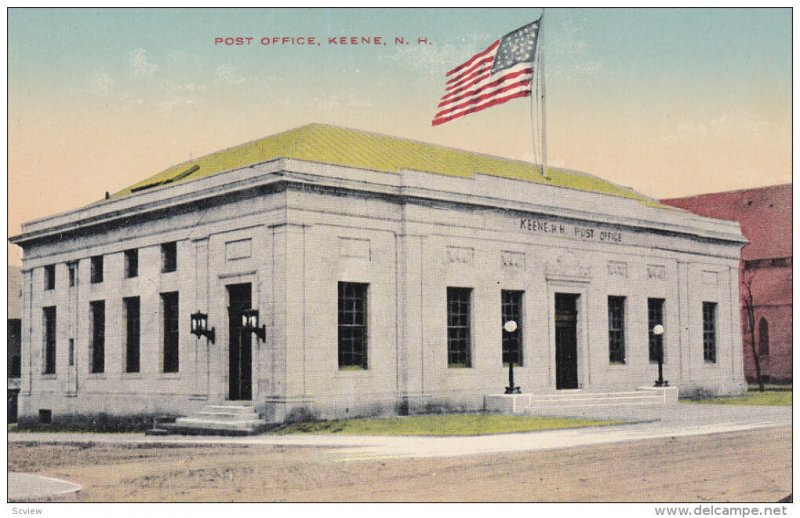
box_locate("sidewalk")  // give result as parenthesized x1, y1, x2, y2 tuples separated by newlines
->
(8, 473, 82, 502)
(8, 403, 790, 461)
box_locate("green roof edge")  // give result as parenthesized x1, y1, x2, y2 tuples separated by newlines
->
(111, 123, 669, 209)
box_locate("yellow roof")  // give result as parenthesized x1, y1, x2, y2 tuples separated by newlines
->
(113, 123, 665, 208)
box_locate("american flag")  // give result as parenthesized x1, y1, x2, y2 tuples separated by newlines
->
(432, 20, 540, 127)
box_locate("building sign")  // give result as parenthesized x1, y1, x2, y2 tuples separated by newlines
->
(518, 217, 624, 244)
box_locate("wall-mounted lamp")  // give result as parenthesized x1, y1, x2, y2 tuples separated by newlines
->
(190, 311, 215, 344)
(241, 309, 266, 342)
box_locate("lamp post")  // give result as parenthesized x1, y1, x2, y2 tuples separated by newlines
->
(241, 309, 266, 342)
(503, 320, 521, 394)
(653, 324, 668, 387)
(190, 311, 215, 344)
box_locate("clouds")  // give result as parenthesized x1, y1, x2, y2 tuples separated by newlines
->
(81, 44, 266, 117)
(659, 109, 773, 144)
(81, 48, 212, 113)
(547, 17, 602, 78)
(88, 69, 114, 93)
(315, 94, 374, 111)
(130, 48, 159, 77)
(384, 32, 493, 83)
(215, 64, 246, 85)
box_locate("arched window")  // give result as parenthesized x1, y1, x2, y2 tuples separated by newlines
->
(758, 317, 769, 356)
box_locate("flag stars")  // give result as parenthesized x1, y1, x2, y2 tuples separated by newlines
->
(491, 20, 540, 75)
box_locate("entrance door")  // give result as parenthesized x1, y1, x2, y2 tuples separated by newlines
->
(228, 283, 253, 400)
(555, 293, 579, 390)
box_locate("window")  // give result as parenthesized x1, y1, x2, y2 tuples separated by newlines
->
(703, 302, 717, 363)
(608, 296, 626, 364)
(162, 292, 180, 373)
(758, 317, 769, 356)
(68, 338, 74, 367)
(67, 262, 78, 287)
(447, 287, 472, 367)
(501, 290, 523, 366)
(90, 301, 105, 373)
(337, 282, 368, 369)
(10, 355, 21, 378)
(124, 297, 141, 373)
(90, 255, 104, 284)
(161, 242, 177, 273)
(8, 319, 21, 378)
(124, 249, 138, 278)
(43, 307, 56, 374)
(648, 298, 665, 363)
(44, 265, 55, 291)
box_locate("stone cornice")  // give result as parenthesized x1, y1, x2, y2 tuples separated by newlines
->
(10, 157, 747, 249)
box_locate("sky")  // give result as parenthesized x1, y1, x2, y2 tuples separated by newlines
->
(7, 7, 793, 265)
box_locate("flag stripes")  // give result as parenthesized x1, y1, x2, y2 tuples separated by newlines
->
(435, 77, 533, 118)
(432, 20, 540, 127)
(446, 40, 500, 77)
(438, 65, 532, 107)
(432, 90, 531, 127)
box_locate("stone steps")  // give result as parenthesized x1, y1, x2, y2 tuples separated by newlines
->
(527, 391, 665, 408)
(485, 386, 678, 416)
(528, 390, 655, 400)
(165, 403, 267, 435)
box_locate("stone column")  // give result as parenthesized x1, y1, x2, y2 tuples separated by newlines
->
(396, 229, 426, 411)
(191, 238, 210, 399)
(266, 223, 292, 420)
(21, 268, 33, 397)
(728, 263, 745, 383)
(282, 223, 307, 400)
(676, 260, 691, 381)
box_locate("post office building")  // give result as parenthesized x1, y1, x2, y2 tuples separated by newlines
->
(10, 124, 748, 426)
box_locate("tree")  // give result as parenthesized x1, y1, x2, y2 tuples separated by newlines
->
(741, 267, 764, 392)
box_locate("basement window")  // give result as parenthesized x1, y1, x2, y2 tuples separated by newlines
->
(38, 409, 52, 424)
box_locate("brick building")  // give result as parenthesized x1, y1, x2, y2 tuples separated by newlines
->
(662, 184, 792, 383)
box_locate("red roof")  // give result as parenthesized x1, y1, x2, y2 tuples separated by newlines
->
(662, 184, 792, 261)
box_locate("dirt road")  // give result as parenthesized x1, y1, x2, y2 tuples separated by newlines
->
(8, 426, 791, 502)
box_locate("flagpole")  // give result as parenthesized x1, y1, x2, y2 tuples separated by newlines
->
(539, 9, 547, 178)
(530, 54, 539, 169)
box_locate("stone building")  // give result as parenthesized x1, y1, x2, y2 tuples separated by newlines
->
(10, 124, 747, 427)
(663, 184, 792, 383)
(8, 265, 22, 422)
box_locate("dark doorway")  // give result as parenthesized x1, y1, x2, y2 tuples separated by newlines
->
(228, 283, 253, 401)
(555, 293, 579, 390)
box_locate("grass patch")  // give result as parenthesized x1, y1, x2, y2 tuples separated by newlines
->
(684, 388, 792, 407)
(268, 413, 622, 436)
(750, 384, 792, 392)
